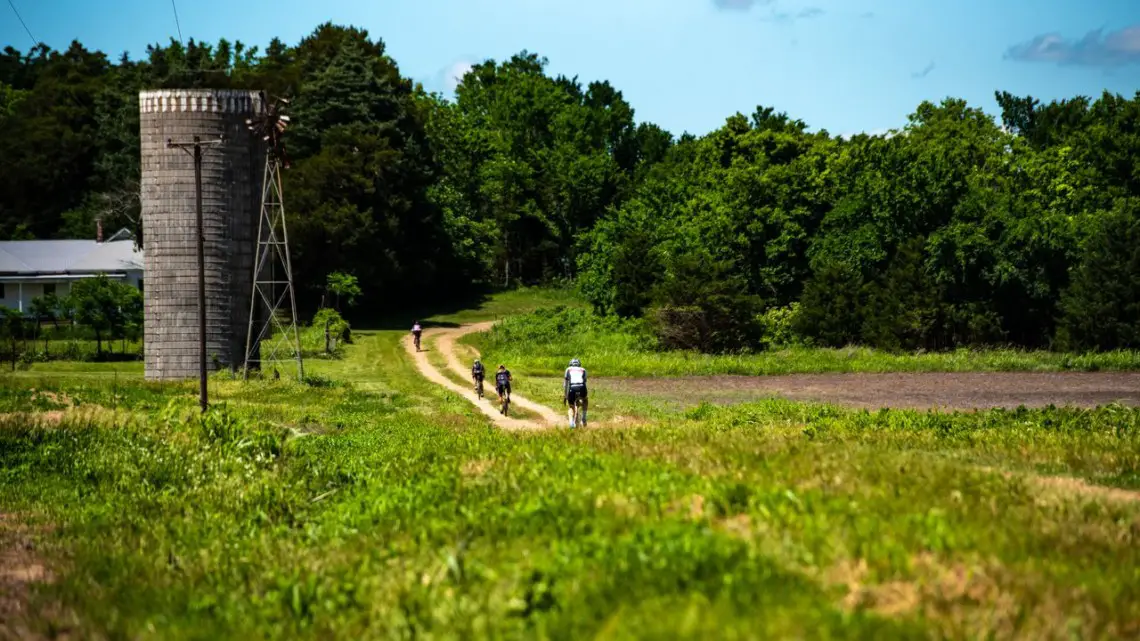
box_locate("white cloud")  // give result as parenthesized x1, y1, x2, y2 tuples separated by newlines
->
(1005, 24, 1140, 67)
(443, 60, 474, 93)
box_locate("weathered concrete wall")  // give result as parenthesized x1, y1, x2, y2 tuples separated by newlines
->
(139, 89, 264, 380)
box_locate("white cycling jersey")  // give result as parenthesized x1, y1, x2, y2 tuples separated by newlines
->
(565, 365, 587, 387)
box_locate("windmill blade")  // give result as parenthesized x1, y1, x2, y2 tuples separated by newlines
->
(249, 93, 292, 169)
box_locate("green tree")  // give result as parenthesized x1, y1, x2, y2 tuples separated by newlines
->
(794, 262, 868, 347)
(648, 251, 761, 353)
(325, 271, 361, 310)
(0, 307, 27, 369)
(285, 26, 449, 311)
(859, 237, 947, 350)
(69, 275, 141, 356)
(1056, 200, 1140, 351)
(0, 42, 111, 238)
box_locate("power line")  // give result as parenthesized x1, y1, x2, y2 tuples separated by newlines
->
(170, 0, 184, 46)
(5, 0, 38, 47)
(4, 0, 89, 115)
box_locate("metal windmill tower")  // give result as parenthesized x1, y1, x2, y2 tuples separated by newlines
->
(243, 92, 304, 381)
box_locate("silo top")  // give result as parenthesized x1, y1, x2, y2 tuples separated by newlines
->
(139, 88, 264, 115)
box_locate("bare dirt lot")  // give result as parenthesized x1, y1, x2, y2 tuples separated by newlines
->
(605, 372, 1140, 411)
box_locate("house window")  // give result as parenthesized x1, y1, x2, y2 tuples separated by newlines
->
(0, 284, 5, 299)
(138, 278, 144, 292)
(44, 283, 56, 296)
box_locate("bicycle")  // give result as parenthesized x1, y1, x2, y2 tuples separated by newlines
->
(413, 332, 421, 352)
(474, 376, 484, 399)
(570, 394, 585, 427)
(565, 387, 587, 428)
(499, 391, 510, 415)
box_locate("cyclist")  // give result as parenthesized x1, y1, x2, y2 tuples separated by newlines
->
(495, 364, 512, 407)
(411, 320, 422, 351)
(564, 357, 588, 428)
(472, 358, 485, 397)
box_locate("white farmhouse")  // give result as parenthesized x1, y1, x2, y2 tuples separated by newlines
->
(0, 228, 143, 314)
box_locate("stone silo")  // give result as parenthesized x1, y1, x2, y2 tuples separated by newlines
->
(139, 89, 264, 380)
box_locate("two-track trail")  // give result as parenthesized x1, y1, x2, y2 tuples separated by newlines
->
(403, 322, 562, 431)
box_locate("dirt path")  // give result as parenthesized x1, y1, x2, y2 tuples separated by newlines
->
(404, 325, 561, 431)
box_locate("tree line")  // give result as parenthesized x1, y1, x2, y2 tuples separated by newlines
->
(1, 23, 1137, 352)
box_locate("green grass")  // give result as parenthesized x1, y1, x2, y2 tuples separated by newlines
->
(425, 284, 587, 326)
(2, 303, 1140, 639)
(2, 337, 144, 363)
(467, 306, 1140, 376)
(4, 360, 144, 376)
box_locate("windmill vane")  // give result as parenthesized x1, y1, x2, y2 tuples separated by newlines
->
(247, 92, 292, 168)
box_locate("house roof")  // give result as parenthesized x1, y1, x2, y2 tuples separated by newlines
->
(0, 238, 143, 276)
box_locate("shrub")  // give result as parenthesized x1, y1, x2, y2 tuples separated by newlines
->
(476, 305, 650, 355)
(756, 303, 804, 349)
(298, 308, 352, 358)
(312, 308, 351, 344)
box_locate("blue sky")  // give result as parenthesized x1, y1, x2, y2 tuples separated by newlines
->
(3, 0, 1139, 137)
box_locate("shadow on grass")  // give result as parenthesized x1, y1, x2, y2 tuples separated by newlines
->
(91, 352, 144, 363)
(346, 287, 492, 331)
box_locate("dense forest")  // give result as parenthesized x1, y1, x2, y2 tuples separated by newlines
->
(1, 23, 1138, 352)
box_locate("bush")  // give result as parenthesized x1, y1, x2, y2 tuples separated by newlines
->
(756, 303, 804, 349)
(476, 305, 650, 355)
(298, 308, 352, 358)
(312, 308, 351, 344)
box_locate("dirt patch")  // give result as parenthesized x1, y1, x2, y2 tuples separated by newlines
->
(821, 553, 1111, 640)
(0, 406, 130, 429)
(984, 467, 1140, 505)
(0, 412, 65, 425)
(605, 372, 1140, 410)
(32, 391, 73, 406)
(460, 459, 493, 478)
(0, 513, 70, 641)
(665, 494, 709, 522)
(1030, 475, 1140, 505)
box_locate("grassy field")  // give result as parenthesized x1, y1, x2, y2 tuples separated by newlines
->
(1, 291, 1139, 639)
(466, 306, 1140, 377)
(424, 284, 588, 326)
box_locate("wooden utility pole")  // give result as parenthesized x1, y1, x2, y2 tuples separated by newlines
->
(167, 134, 224, 413)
